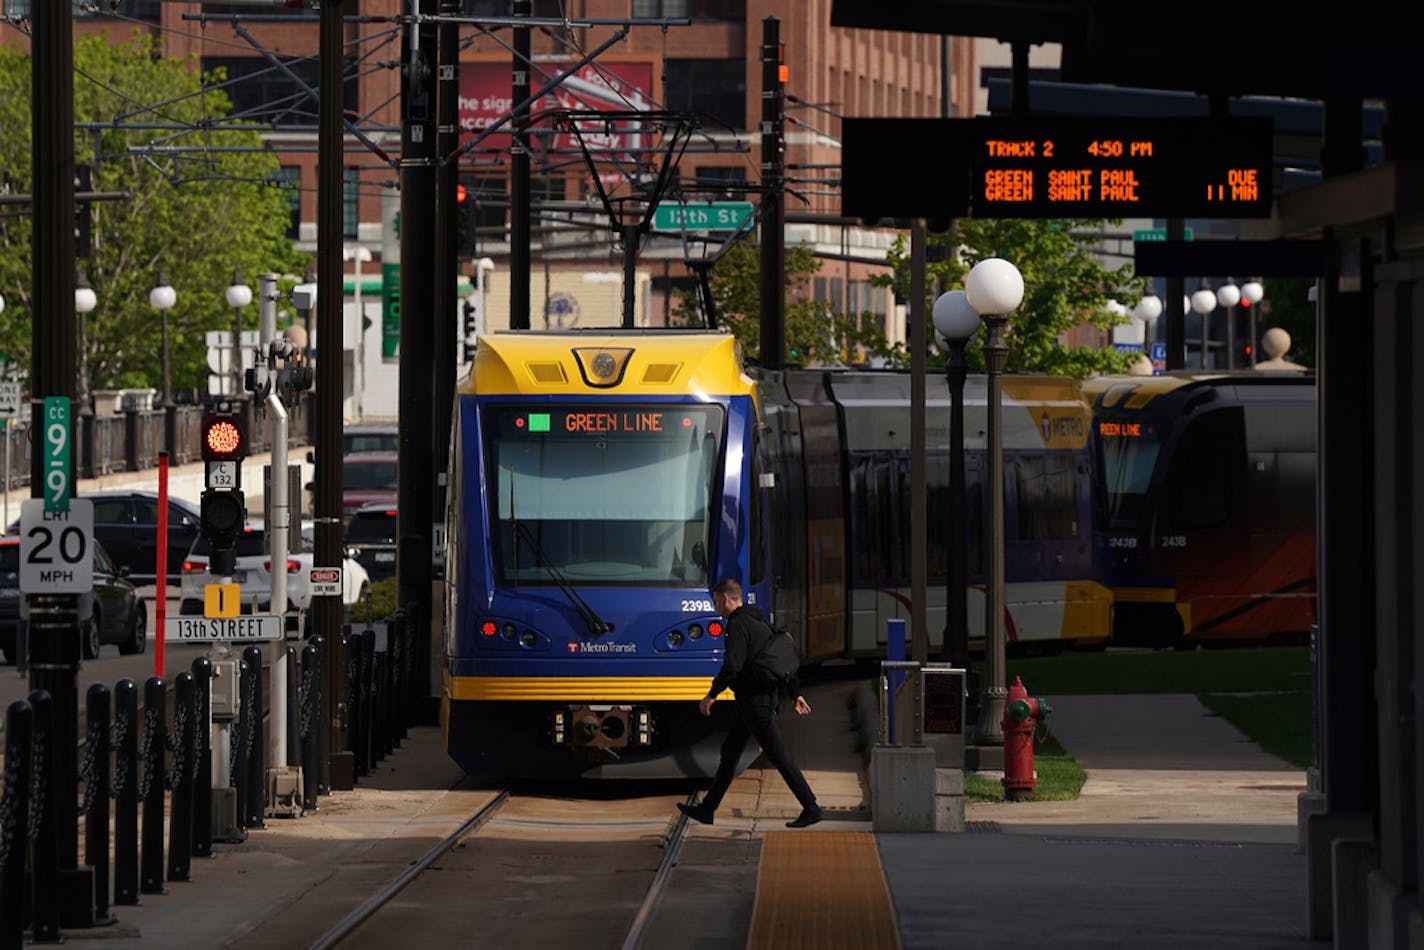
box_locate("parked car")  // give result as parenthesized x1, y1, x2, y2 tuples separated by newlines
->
(344, 424, 398, 455)
(84, 491, 202, 584)
(344, 504, 397, 582)
(339, 452, 398, 522)
(178, 521, 370, 630)
(0, 537, 147, 663)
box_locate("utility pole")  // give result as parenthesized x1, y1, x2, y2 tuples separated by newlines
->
(510, 0, 532, 329)
(316, 0, 349, 784)
(31, 0, 96, 927)
(398, 0, 438, 719)
(758, 17, 785, 367)
(434, 0, 460, 536)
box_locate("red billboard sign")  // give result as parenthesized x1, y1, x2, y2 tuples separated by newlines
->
(458, 60, 657, 156)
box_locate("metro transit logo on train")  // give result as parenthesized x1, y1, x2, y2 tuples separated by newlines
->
(567, 641, 638, 655)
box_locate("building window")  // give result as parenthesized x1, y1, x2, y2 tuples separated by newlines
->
(203, 56, 358, 124)
(271, 166, 302, 240)
(632, 0, 744, 17)
(73, 0, 160, 16)
(665, 59, 746, 131)
(343, 167, 359, 239)
(691, 165, 751, 199)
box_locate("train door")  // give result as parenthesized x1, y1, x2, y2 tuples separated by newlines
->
(754, 374, 806, 638)
(1156, 405, 1249, 638)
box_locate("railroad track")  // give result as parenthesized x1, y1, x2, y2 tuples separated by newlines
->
(306, 788, 699, 950)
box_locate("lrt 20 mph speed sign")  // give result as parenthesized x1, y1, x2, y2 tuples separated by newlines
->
(19, 497, 93, 593)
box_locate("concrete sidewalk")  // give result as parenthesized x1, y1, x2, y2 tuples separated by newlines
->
(882, 693, 1314, 948)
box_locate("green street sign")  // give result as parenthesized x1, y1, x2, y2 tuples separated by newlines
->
(1133, 227, 1194, 242)
(652, 202, 754, 232)
(43, 396, 70, 513)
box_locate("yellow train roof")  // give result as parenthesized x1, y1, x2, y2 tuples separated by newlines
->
(460, 330, 755, 398)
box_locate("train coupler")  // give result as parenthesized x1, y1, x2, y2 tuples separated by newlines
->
(550, 705, 654, 751)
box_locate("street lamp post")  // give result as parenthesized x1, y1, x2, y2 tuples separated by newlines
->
(1216, 278, 1241, 369)
(1241, 278, 1265, 368)
(75, 271, 97, 408)
(1133, 286, 1164, 343)
(226, 268, 253, 396)
(150, 269, 177, 406)
(344, 246, 372, 419)
(1189, 279, 1217, 369)
(964, 257, 1024, 746)
(931, 290, 980, 675)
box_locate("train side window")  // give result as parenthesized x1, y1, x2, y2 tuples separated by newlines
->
(1171, 430, 1233, 529)
(1014, 453, 1077, 541)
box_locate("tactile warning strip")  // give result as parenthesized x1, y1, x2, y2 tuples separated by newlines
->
(746, 831, 901, 949)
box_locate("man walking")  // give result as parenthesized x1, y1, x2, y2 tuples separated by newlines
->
(677, 578, 823, 828)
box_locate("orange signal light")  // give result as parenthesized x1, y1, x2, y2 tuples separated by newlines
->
(778, 65, 788, 83)
(204, 419, 242, 457)
(456, 183, 468, 203)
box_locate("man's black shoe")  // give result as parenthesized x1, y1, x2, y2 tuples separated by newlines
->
(677, 802, 714, 825)
(786, 806, 824, 828)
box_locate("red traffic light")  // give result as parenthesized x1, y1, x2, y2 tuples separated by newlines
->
(456, 183, 467, 204)
(201, 412, 247, 462)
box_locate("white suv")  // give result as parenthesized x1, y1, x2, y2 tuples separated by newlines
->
(179, 521, 371, 629)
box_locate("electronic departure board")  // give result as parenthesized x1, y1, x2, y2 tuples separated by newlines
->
(964, 117, 1272, 218)
(840, 116, 1274, 221)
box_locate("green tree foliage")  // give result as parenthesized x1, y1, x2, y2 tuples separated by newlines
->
(873, 219, 1147, 377)
(676, 240, 904, 366)
(0, 34, 307, 397)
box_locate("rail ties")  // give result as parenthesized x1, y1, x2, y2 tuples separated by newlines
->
(306, 789, 512, 950)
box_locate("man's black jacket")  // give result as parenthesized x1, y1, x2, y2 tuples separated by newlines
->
(706, 604, 800, 700)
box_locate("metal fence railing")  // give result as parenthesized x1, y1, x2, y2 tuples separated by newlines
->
(3, 394, 318, 487)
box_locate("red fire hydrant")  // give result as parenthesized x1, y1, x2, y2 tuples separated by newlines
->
(1001, 675, 1051, 802)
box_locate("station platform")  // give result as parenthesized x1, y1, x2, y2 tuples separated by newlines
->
(49, 676, 1311, 949)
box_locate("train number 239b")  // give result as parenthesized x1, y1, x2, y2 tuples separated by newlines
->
(681, 599, 715, 612)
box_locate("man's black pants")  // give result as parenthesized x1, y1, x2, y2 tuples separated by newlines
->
(700, 690, 817, 813)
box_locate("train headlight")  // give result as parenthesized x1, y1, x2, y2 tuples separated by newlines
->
(668, 630, 684, 646)
(520, 631, 537, 647)
(688, 623, 703, 640)
(501, 623, 517, 640)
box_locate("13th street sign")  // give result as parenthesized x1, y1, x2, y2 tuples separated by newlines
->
(651, 202, 753, 232)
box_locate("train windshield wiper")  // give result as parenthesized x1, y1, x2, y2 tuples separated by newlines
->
(513, 520, 611, 636)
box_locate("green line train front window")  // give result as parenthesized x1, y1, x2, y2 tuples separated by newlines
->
(485, 404, 724, 586)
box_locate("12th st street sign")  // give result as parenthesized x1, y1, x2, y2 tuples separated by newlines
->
(651, 202, 753, 232)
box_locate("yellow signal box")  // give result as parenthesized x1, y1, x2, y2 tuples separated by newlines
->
(204, 583, 241, 619)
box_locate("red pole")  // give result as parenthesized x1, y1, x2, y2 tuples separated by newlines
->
(155, 452, 168, 679)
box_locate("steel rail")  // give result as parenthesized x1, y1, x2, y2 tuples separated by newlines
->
(621, 792, 698, 950)
(306, 789, 511, 950)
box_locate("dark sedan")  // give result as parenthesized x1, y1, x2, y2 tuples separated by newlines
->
(344, 504, 397, 581)
(85, 490, 202, 584)
(0, 537, 147, 663)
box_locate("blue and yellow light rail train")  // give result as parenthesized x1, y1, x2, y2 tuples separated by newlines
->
(442, 330, 1109, 779)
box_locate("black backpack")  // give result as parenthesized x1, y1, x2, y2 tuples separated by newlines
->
(749, 624, 800, 693)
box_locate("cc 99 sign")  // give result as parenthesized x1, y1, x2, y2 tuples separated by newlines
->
(43, 396, 70, 513)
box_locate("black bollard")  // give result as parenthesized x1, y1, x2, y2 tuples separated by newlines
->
(286, 646, 299, 768)
(241, 646, 265, 829)
(190, 657, 213, 858)
(300, 643, 320, 811)
(0, 700, 34, 950)
(345, 628, 363, 778)
(357, 628, 374, 777)
(387, 617, 403, 750)
(83, 684, 115, 925)
(229, 658, 251, 839)
(112, 680, 139, 906)
(391, 608, 410, 735)
(372, 638, 387, 766)
(311, 636, 328, 797)
(167, 672, 193, 882)
(27, 689, 61, 943)
(139, 677, 166, 895)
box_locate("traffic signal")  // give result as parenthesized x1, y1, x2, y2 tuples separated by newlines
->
(200, 488, 246, 575)
(74, 165, 92, 258)
(201, 409, 248, 465)
(455, 179, 480, 261)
